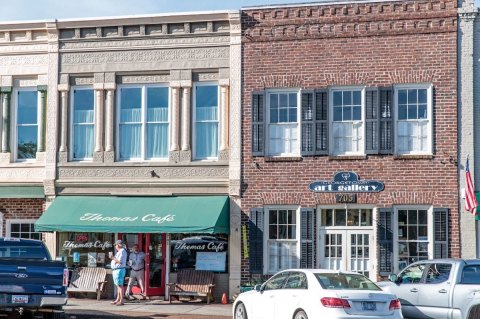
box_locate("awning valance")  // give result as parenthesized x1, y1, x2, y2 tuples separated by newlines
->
(35, 195, 229, 234)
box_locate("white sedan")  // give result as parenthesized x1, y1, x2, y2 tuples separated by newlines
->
(233, 269, 403, 319)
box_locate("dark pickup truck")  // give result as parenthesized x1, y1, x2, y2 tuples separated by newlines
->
(0, 237, 68, 319)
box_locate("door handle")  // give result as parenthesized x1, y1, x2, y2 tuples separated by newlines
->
(439, 289, 448, 294)
(410, 288, 418, 293)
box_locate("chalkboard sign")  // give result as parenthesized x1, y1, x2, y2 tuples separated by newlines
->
(195, 252, 226, 272)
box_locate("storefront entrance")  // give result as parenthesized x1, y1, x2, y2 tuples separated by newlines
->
(121, 233, 166, 296)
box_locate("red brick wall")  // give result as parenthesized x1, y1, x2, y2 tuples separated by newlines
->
(0, 199, 45, 237)
(241, 0, 458, 280)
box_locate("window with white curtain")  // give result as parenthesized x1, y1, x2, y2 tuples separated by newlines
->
(194, 84, 218, 160)
(71, 88, 94, 160)
(331, 89, 364, 155)
(118, 85, 169, 160)
(267, 91, 299, 156)
(266, 208, 299, 274)
(395, 85, 432, 155)
(15, 89, 38, 161)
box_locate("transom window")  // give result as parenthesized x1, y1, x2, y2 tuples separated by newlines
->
(267, 208, 299, 273)
(8, 221, 41, 240)
(71, 88, 94, 160)
(397, 209, 429, 270)
(331, 89, 363, 155)
(321, 209, 373, 227)
(117, 85, 169, 160)
(395, 85, 432, 155)
(15, 89, 38, 160)
(194, 84, 219, 160)
(267, 91, 299, 156)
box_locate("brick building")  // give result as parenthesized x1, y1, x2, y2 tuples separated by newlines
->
(241, 0, 458, 283)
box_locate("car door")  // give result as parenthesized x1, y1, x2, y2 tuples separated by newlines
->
(417, 262, 453, 319)
(275, 271, 309, 319)
(388, 263, 427, 319)
(250, 271, 289, 319)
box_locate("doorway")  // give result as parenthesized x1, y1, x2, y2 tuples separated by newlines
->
(120, 233, 166, 296)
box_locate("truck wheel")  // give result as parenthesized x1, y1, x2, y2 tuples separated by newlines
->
(469, 306, 480, 319)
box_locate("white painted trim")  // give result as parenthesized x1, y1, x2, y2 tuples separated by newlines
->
(0, 212, 3, 237)
(192, 81, 220, 161)
(70, 86, 94, 161)
(5, 219, 38, 237)
(13, 87, 39, 163)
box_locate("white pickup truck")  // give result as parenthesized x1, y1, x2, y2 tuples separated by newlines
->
(377, 259, 480, 319)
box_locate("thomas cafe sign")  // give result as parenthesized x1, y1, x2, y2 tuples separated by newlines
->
(309, 172, 385, 193)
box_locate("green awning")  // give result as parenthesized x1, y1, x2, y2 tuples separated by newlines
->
(35, 195, 229, 234)
(0, 186, 44, 198)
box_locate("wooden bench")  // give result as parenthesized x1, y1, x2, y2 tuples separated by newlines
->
(68, 267, 108, 300)
(167, 269, 215, 304)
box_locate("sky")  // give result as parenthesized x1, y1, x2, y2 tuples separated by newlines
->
(0, 0, 478, 22)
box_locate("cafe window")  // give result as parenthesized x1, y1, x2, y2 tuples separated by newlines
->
(170, 234, 228, 273)
(57, 232, 114, 268)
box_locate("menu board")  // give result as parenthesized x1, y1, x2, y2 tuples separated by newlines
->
(195, 252, 226, 272)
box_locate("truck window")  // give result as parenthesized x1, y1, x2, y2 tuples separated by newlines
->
(0, 240, 49, 260)
(425, 263, 452, 284)
(461, 266, 480, 284)
(399, 264, 425, 283)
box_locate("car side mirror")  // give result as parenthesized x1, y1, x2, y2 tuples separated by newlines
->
(388, 274, 398, 283)
(254, 284, 262, 292)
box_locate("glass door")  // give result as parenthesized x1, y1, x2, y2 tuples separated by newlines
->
(144, 233, 166, 296)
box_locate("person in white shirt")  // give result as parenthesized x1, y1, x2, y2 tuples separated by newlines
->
(110, 240, 127, 306)
(125, 244, 146, 299)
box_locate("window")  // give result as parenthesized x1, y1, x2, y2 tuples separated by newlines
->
(425, 263, 452, 284)
(321, 209, 373, 227)
(263, 271, 289, 290)
(266, 208, 299, 273)
(398, 263, 425, 283)
(461, 265, 480, 284)
(331, 89, 364, 155)
(284, 272, 308, 289)
(15, 89, 38, 160)
(56, 232, 114, 267)
(7, 220, 41, 240)
(397, 209, 429, 269)
(395, 85, 432, 155)
(71, 88, 94, 160)
(315, 273, 381, 290)
(267, 91, 300, 156)
(194, 84, 219, 159)
(118, 85, 169, 160)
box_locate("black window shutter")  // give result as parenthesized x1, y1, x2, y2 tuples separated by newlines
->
(300, 208, 315, 268)
(365, 88, 379, 154)
(315, 90, 328, 155)
(252, 92, 266, 156)
(378, 208, 394, 276)
(249, 208, 264, 274)
(301, 91, 315, 156)
(379, 88, 393, 154)
(433, 208, 449, 259)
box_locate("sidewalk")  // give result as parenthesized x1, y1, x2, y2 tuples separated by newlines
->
(64, 298, 232, 319)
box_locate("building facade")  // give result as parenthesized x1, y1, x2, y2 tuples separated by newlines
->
(0, 11, 242, 300)
(241, 0, 459, 283)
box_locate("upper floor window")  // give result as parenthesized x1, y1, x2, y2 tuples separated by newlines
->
(267, 91, 300, 156)
(331, 89, 364, 155)
(15, 89, 38, 161)
(395, 85, 432, 155)
(117, 85, 169, 161)
(71, 88, 94, 160)
(194, 83, 218, 160)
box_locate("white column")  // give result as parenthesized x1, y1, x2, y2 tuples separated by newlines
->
(1, 90, 11, 153)
(170, 86, 180, 151)
(37, 89, 46, 152)
(181, 86, 191, 151)
(94, 89, 104, 152)
(219, 85, 229, 151)
(105, 89, 114, 152)
(59, 90, 68, 152)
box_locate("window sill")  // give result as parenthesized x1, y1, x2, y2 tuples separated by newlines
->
(393, 154, 434, 160)
(264, 156, 303, 162)
(328, 155, 367, 160)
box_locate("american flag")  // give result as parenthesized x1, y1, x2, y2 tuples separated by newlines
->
(465, 158, 478, 215)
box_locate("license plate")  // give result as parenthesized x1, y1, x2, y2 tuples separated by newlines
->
(12, 295, 28, 304)
(362, 301, 376, 311)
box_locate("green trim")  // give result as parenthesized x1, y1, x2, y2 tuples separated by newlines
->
(0, 186, 44, 198)
(37, 85, 48, 92)
(0, 87, 12, 93)
(35, 195, 230, 234)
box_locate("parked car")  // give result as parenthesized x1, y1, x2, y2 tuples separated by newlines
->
(0, 237, 68, 319)
(377, 258, 480, 319)
(233, 269, 403, 319)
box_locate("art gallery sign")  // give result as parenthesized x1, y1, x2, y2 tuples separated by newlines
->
(309, 172, 385, 193)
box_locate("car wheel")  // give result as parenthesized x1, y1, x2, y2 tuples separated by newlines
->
(234, 302, 248, 319)
(294, 310, 308, 319)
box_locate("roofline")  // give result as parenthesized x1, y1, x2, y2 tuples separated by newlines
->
(242, 0, 412, 11)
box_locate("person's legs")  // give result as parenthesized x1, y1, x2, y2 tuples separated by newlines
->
(112, 269, 120, 304)
(116, 268, 126, 305)
(125, 274, 135, 298)
(137, 270, 146, 296)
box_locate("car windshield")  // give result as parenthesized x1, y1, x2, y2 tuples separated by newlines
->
(315, 273, 381, 290)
